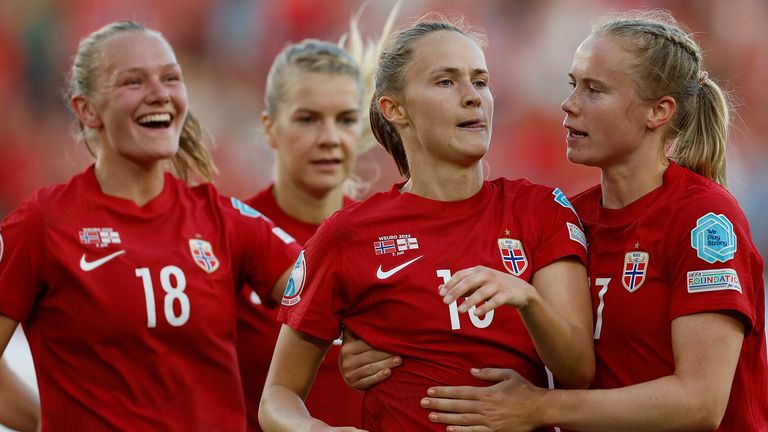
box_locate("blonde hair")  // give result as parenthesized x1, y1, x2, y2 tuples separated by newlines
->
(66, 20, 217, 183)
(370, 13, 487, 178)
(593, 10, 731, 186)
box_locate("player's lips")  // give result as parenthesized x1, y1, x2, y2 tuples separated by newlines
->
(564, 123, 588, 139)
(310, 157, 343, 169)
(457, 118, 487, 130)
(136, 112, 174, 129)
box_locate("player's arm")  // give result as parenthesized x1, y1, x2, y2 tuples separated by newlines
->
(270, 266, 293, 303)
(260, 325, 368, 432)
(440, 258, 594, 388)
(0, 358, 40, 432)
(424, 312, 742, 431)
(0, 314, 40, 432)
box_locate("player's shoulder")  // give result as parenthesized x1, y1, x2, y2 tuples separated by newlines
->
(326, 189, 395, 225)
(666, 163, 745, 220)
(490, 177, 578, 212)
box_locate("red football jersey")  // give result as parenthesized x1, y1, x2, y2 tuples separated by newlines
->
(238, 185, 362, 430)
(571, 162, 767, 431)
(280, 178, 587, 431)
(0, 166, 300, 431)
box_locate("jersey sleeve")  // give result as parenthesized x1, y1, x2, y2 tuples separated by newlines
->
(667, 195, 759, 332)
(278, 216, 346, 342)
(530, 187, 588, 271)
(224, 196, 301, 307)
(0, 198, 45, 321)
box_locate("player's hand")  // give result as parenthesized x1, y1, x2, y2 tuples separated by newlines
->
(439, 266, 535, 316)
(339, 330, 401, 391)
(420, 368, 545, 432)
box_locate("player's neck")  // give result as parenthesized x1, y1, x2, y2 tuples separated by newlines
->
(403, 162, 484, 201)
(600, 157, 668, 209)
(272, 180, 344, 225)
(94, 159, 166, 207)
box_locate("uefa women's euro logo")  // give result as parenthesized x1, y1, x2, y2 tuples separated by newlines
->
(691, 212, 737, 263)
(282, 251, 306, 306)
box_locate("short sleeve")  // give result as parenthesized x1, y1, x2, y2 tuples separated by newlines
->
(667, 197, 758, 332)
(0, 199, 45, 321)
(225, 197, 301, 306)
(531, 187, 588, 271)
(278, 217, 345, 342)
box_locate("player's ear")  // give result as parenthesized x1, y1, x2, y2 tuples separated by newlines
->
(71, 95, 103, 129)
(646, 95, 676, 131)
(262, 111, 278, 150)
(378, 96, 409, 127)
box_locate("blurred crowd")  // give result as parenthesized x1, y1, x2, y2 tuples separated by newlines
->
(0, 0, 766, 261)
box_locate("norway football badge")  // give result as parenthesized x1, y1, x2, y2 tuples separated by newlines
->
(498, 238, 528, 276)
(188, 239, 220, 273)
(282, 251, 306, 307)
(622, 251, 649, 292)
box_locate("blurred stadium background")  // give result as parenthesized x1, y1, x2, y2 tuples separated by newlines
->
(0, 0, 765, 428)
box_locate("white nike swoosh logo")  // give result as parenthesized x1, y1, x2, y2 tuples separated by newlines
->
(80, 250, 126, 272)
(376, 255, 423, 280)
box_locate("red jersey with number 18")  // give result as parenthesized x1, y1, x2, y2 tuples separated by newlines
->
(571, 162, 767, 431)
(237, 185, 362, 431)
(0, 166, 301, 431)
(280, 178, 587, 431)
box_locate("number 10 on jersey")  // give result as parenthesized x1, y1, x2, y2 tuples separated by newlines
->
(437, 269, 494, 330)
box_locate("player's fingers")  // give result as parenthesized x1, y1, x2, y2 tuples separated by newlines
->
(457, 284, 496, 313)
(470, 367, 519, 382)
(426, 385, 483, 400)
(443, 272, 487, 304)
(425, 410, 486, 427)
(346, 355, 401, 385)
(443, 426, 491, 432)
(349, 367, 392, 391)
(469, 295, 501, 316)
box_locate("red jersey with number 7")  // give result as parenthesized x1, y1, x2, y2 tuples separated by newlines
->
(280, 178, 587, 431)
(571, 162, 767, 431)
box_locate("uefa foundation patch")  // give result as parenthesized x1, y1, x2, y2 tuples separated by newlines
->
(687, 269, 741, 293)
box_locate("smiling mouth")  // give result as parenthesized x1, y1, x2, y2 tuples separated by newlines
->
(137, 113, 173, 129)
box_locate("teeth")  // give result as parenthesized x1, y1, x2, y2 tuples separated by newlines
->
(138, 113, 171, 124)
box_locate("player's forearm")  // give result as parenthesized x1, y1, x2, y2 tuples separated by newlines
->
(538, 376, 724, 431)
(0, 361, 40, 432)
(518, 291, 594, 388)
(259, 385, 328, 432)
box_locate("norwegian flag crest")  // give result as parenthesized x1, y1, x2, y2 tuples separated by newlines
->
(622, 251, 649, 292)
(498, 238, 528, 276)
(189, 239, 220, 273)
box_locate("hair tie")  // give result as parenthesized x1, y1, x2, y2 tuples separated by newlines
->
(698, 70, 709, 85)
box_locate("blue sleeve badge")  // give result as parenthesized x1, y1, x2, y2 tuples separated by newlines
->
(552, 188, 577, 215)
(690, 212, 737, 263)
(230, 197, 264, 219)
(282, 251, 306, 307)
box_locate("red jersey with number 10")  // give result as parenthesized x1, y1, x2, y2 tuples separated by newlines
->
(571, 162, 767, 431)
(0, 166, 300, 431)
(281, 178, 587, 431)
